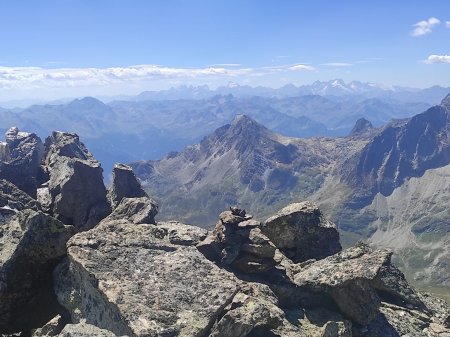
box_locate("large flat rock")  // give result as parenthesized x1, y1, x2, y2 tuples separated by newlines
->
(55, 219, 240, 337)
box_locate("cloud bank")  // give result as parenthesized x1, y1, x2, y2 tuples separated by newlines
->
(0, 65, 251, 89)
(0, 63, 315, 90)
(411, 17, 440, 36)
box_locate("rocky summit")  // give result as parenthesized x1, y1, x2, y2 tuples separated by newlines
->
(0, 126, 449, 337)
(132, 96, 450, 291)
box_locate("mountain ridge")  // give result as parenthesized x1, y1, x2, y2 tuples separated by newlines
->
(132, 95, 450, 289)
(128, 79, 450, 104)
(0, 88, 431, 174)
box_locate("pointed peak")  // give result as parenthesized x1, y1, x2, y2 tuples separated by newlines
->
(350, 118, 374, 136)
(222, 114, 270, 139)
(230, 114, 266, 129)
(69, 96, 106, 108)
(231, 114, 254, 125)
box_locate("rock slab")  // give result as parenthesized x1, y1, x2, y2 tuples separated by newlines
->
(55, 218, 240, 337)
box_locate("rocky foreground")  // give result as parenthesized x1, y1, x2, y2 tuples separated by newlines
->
(0, 127, 449, 337)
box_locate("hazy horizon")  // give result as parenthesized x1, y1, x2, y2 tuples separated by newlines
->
(1, 0, 449, 101)
(0, 78, 448, 109)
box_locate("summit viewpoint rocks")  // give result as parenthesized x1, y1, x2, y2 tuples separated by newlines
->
(0, 127, 448, 336)
(131, 96, 450, 290)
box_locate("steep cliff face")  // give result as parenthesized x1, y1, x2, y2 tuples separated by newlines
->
(342, 101, 450, 208)
(361, 163, 450, 286)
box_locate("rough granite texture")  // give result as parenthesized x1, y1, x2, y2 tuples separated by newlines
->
(293, 243, 424, 325)
(0, 127, 45, 197)
(106, 197, 158, 225)
(0, 179, 39, 222)
(55, 219, 240, 337)
(57, 322, 118, 337)
(43, 132, 94, 167)
(108, 163, 147, 207)
(262, 201, 342, 262)
(48, 157, 110, 230)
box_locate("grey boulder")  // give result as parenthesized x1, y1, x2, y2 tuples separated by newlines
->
(209, 283, 307, 337)
(47, 156, 110, 230)
(0, 127, 45, 197)
(261, 201, 342, 263)
(108, 164, 147, 207)
(293, 243, 423, 325)
(43, 132, 93, 168)
(38, 131, 111, 230)
(54, 218, 240, 337)
(31, 315, 64, 337)
(106, 197, 158, 225)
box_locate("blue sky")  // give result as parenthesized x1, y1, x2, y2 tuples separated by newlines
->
(0, 0, 449, 100)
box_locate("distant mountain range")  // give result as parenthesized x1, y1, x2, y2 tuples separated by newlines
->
(129, 79, 450, 105)
(1, 79, 449, 109)
(131, 93, 450, 290)
(0, 81, 433, 173)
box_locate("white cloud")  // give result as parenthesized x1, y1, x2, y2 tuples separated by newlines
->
(446, 21, 450, 28)
(0, 64, 253, 90)
(0, 63, 317, 91)
(423, 54, 450, 64)
(322, 62, 352, 67)
(411, 17, 440, 36)
(288, 64, 316, 71)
